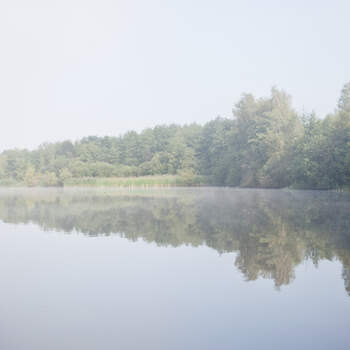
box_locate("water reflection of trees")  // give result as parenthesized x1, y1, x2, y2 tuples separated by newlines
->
(0, 188, 349, 293)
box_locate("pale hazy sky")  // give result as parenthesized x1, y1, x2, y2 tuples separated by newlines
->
(0, 0, 349, 151)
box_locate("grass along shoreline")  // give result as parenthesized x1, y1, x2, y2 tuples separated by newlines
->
(1, 174, 348, 190)
(0, 175, 203, 188)
(65, 175, 203, 187)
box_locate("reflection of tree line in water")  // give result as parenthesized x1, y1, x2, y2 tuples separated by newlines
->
(0, 189, 349, 293)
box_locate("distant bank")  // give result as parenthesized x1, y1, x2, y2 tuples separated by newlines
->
(1, 84, 349, 190)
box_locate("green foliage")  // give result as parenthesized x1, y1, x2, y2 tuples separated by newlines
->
(24, 166, 39, 187)
(338, 82, 350, 112)
(41, 172, 59, 187)
(290, 109, 350, 189)
(0, 84, 349, 189)
(59, 168, 73, 183)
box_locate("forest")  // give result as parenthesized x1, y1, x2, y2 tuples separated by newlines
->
(1, 83, 349, 189)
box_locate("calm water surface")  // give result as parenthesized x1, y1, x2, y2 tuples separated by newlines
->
(0, 188, 349, 350)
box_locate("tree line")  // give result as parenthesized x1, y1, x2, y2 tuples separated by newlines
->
(0, 83, 349, 189)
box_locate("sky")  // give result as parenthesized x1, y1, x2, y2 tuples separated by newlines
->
(0, 0, 349, 151)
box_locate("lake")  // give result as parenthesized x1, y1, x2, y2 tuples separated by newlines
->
(0, 187, 349, 350)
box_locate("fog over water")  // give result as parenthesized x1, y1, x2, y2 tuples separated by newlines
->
(0, 188, 349, 349)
